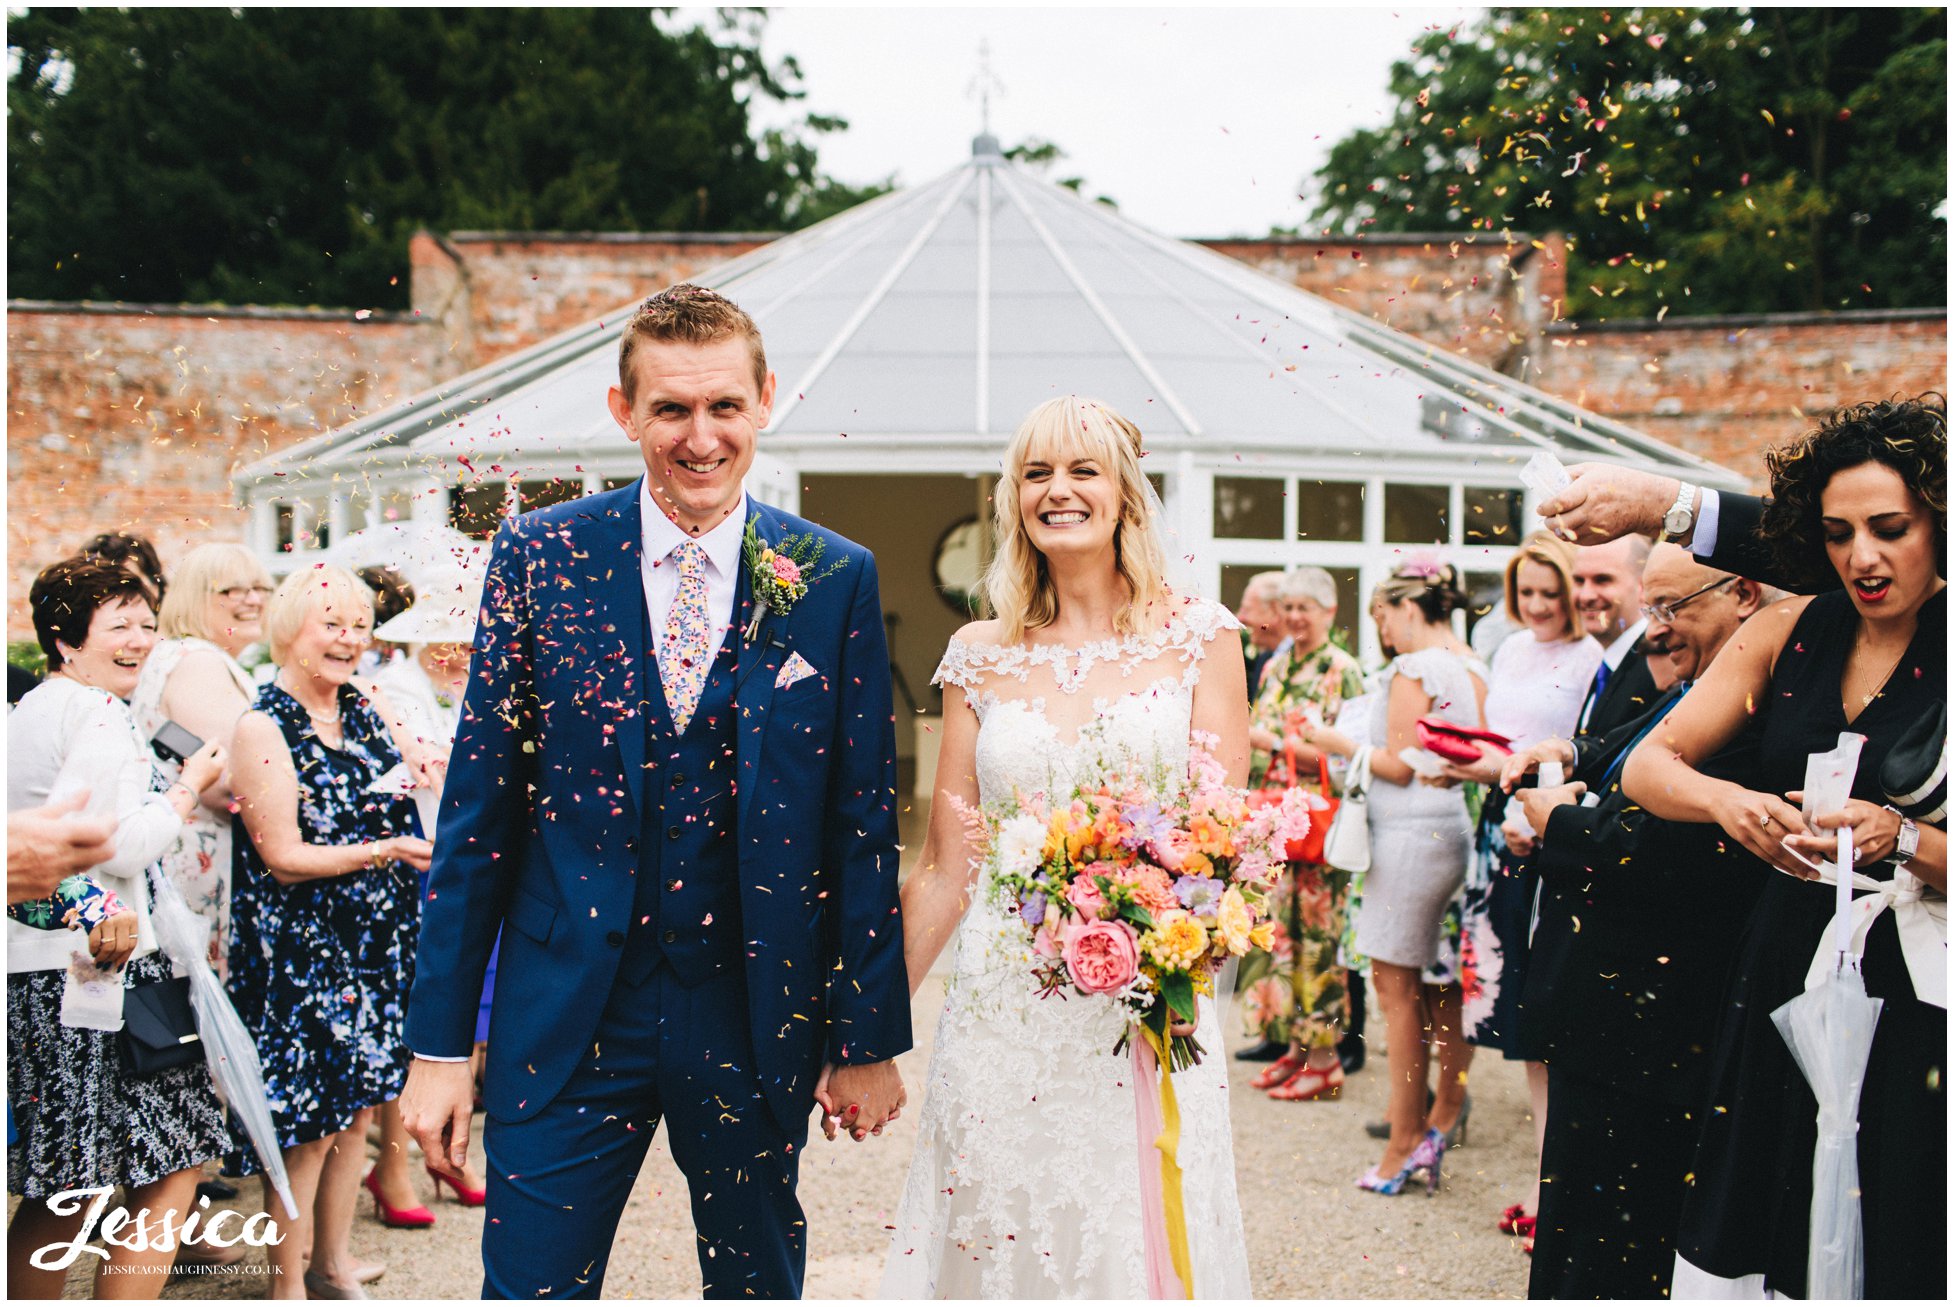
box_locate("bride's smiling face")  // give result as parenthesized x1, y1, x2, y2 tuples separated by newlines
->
(1018, 445, 1121, 563)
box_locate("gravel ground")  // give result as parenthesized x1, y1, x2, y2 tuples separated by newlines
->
(33, 805, 1534, 1300)
(38, 973, 1534, 1301)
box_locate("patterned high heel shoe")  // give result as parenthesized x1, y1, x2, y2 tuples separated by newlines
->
(1407, 1126, 1447, 1195)
(1355, 1152, 1423, 1196)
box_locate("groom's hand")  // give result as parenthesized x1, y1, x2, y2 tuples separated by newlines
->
(815, 1059, 906, 1142)
(401, 1057, 476, 1179)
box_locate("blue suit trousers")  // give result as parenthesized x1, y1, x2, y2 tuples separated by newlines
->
(479, 962, 809, 1298)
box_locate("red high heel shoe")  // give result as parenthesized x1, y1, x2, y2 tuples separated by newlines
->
(1266, 1062, 1344, 1101)
(1249, 1051, 1308, 1090)
(363, 1168, 435, 1229)
(426, 1162, 488, 1207)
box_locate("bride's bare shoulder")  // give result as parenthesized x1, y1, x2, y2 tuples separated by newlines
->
(951, 619, 1008, 649)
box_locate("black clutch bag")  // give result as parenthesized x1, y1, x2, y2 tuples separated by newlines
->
(1880, 701, 1946, 825)
(118, 974, 203, 1077)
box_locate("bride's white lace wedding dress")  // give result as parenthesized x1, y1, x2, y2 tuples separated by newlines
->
(879, 597, 1253, 1300)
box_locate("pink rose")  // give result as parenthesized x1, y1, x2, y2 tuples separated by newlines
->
(1062, 919, 1140, 995)
(771, 554, 803, 585)
(1065, 876, 1111, 921)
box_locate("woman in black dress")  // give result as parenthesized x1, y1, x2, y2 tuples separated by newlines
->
(1623, 396, 1945, 1298)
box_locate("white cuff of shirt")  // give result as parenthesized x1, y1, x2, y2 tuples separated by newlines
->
(1688, 487, 1722, 559)
(414, 1053, 470, 1063)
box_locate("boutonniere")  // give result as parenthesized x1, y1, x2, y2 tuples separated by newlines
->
(742, 517, 850, 640)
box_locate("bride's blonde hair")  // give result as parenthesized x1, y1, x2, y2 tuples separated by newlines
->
(982, 396, 1170, 644)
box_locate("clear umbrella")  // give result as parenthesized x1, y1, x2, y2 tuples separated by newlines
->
(143, 867, 299, 1220)
(1769, 733, 1877, 1300)
(321, 520, 488, 591)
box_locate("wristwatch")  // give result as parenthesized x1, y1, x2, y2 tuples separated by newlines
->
(1885, 804, 1921, 865)
(1659, 481, 1698, 542)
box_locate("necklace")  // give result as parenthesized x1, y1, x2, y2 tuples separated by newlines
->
(1857, 644, 1909, 708)
(277, 676, 342, 725)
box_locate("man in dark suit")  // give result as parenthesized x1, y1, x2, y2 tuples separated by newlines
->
(1504, 545, 1774, 1298)
(1541, 464, 1827, 594)
(1236, 570, 1285, 702)
(1571, 535, 1659, 740)
(400, 285, 911, 1298)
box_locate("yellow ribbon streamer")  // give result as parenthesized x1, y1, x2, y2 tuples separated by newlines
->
(1141, 1025, 1195, 1298)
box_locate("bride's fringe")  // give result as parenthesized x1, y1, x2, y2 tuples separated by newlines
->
(983, 395, 1172, 644)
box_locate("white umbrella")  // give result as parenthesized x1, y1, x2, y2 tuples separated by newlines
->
(321, 521, 489, 591)
(144, 868, 299, 1221)
(1769, 734, 1877, 1300)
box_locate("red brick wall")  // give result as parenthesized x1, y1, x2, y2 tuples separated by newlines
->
(1525, 311, 1947, 480)
(6, 304, 453, 638)
(414, 231, 775, 367)
(1197, 232, 1567, 369)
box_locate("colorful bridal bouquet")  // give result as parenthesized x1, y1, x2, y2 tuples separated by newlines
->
(969, 735, 1313, 1071)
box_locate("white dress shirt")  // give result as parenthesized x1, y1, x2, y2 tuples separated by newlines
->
(1688, 487, 1724, 560)
(639, 481, 749, 659)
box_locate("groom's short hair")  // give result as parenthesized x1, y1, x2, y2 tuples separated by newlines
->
(618, 283, 768, 401)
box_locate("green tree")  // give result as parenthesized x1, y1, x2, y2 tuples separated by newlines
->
(8, 8, 881, 308)
(1309, 8, 1946, 318)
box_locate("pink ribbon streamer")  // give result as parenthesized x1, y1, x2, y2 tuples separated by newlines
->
(1131, 1037, 1186, 1300)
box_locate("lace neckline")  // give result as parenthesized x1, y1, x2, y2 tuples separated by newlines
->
(935, 597, 1239, 696)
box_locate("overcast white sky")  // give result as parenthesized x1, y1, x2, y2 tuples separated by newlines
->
(721, 4, 1482, 238)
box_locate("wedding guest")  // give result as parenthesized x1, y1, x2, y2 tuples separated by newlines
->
(81, 530, 168, 608)
(1237, 569, 1364, 1097)
(230, 565, 433, 1298)
(356, 566, 414, 677)
(7, 558, 230, 1299)
(1510, 546, 1773, 1295)
(1625, 397, 1946, 1299)
(1234, 570, 1286, 699)
(1570, 535, 1657, 737)
(128, 542, 274, 976)
(1438, 532, 1600, 1242)
(1296, 561, 1486, 1194)
(365, 566, 492, 1226)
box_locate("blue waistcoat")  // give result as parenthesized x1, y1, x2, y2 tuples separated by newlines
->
(617, 603, 744, 988)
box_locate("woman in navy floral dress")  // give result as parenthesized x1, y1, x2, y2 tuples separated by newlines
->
(230, 567, 432, 1299)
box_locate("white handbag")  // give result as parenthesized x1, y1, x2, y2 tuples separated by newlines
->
(1324, 746, 1372, 874)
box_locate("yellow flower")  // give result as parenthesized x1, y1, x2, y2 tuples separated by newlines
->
(1215, 887, 1255, 955)
(1248, 920, 1276, 952)
(1141, 911, 1208, 972)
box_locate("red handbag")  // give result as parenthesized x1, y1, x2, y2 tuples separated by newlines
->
(1250, 740, 1338, 864)
(1415, 716, 1513, 765)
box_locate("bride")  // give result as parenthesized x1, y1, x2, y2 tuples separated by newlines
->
(880, 396, 1254, 1299)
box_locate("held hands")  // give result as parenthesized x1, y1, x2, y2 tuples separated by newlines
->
(400, 1058, 476, 1179)
(1537, 464, 1682, 546)
(1780, 791, 1903, 874)
(815, 1059, 906, 1143)
(1437, 747, 1506, 788)
(1500, 739, 1574, 794)
(1709, 787, 1813, 878)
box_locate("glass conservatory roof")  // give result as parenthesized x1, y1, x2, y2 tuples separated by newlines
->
(240, 136, 1741, 490)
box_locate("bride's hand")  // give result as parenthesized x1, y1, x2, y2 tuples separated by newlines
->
(1169, 1018, 1196, 1038)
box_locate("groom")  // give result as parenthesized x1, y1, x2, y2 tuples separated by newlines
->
(401, 284, 911, 1298)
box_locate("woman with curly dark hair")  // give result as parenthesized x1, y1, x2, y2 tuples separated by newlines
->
(1624, 394, 1946, 1299)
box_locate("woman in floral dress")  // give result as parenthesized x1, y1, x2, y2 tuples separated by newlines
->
(229, 567, 432, 1299)
(1237, 569, 1365, 1100)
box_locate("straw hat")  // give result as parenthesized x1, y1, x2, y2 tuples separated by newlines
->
(373, 564, 482, 645)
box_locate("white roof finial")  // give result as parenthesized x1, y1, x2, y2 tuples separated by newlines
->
(969, 39, 1004, 157)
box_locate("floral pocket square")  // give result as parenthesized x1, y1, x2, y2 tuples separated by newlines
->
(775, 652, 818, 691)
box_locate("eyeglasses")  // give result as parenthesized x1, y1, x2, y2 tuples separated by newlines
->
(214, 585, 272, 602)
(1641, 576, 1735, 624)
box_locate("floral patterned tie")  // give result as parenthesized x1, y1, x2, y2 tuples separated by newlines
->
(661, 540, 711, 733)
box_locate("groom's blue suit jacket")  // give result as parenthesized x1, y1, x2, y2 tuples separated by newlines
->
(405, 483, 912, 1127)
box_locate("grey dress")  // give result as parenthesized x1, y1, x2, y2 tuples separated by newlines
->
(1350, 646, 1487, 970)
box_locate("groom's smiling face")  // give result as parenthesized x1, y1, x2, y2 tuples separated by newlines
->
(608, 336, 775, 536)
